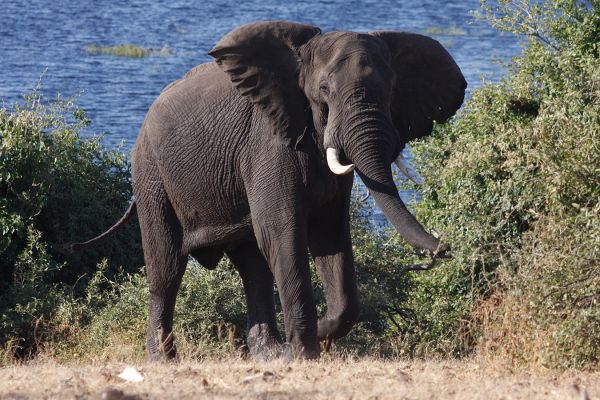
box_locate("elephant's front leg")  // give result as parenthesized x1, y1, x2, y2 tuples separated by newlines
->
(310, 239, 359, 341)
(308, 177, 359, 341)
(250, 205, 319, 359)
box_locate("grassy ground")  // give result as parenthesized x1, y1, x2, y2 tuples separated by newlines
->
(1, 358, 598, 399)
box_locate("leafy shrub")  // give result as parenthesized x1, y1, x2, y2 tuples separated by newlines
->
(0, 89, 142, 359)
(70, 260, 248, 361)
(0, 228, 74, 360)
(0, 88, 143, 283)
(407, 0, 600, 368)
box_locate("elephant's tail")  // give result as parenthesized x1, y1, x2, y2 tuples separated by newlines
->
(67, 201, 137, 252)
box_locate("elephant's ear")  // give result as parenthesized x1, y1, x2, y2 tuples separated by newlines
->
(370, 31, 467, 145)
(209, 21, 321, 148)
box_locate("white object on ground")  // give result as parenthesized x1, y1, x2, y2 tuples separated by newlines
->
(118, 366, 144, 382)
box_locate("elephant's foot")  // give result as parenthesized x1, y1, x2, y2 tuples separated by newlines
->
(281, 341, 320, 361)
(317, 307, 359, 341)
(246, 323, 283, 361)
(146, 327, 178, 363)
(246, 324, 320, 361)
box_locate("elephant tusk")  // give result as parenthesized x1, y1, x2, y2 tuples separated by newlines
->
(394, 153, 424, 185)
(326, 148, 355, 175)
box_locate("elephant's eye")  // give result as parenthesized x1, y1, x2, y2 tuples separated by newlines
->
(319, 82, 330, 96)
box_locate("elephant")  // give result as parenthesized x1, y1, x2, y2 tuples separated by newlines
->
(76, 20, 466, 361)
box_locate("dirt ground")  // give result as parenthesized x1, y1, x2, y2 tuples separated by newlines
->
(0, 358, 598, 399)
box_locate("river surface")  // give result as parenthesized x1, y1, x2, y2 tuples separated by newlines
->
(1, 0, 520, 147)
(1, 0, 521, 220)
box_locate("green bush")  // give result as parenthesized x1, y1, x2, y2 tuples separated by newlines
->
(0, 228, 73, 360)
(0, 89, 143, 284)
(0, 89, 142, 359)
(407, 0, 600, 368)
(68, 260, 248, 361)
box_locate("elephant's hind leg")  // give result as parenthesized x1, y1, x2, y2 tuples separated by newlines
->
(226, 241, 282, 360)
(135, 181, 186, 362)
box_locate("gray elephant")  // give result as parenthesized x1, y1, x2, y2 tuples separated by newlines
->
(77, 21, 466, 361)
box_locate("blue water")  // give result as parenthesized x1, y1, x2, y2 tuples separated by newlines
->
(1, 0, 520, 148)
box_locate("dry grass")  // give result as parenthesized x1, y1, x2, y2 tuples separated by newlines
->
(84, 44, 151, 58)
(0, 358, 598, 399)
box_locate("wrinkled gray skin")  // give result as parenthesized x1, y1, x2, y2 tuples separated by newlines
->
(127, 21, 465, 361)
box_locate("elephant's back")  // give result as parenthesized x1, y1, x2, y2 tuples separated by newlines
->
(134, 60, 254, 235)
(161, 62, 223, 94)
(146, 61, 249, 131)
(141, 61, 252, 154)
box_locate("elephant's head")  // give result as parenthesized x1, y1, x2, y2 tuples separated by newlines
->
(210, 21, 466, 254)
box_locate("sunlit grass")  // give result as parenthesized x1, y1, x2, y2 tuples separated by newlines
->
(426, 25, 466, 36)
(84, 44, 172, 58)
(85, 44, 150, 57)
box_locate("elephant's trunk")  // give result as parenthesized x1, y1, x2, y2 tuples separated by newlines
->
(357, 155, 446, 252)
(340, 109, 448, 253)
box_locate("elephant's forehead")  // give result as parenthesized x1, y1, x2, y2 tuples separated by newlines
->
(312, 32, 384, 63)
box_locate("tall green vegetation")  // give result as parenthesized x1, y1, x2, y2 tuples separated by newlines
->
(407, 0, 600, 368)
(0, 89, 142, 359)
(0, 0, 597, 369)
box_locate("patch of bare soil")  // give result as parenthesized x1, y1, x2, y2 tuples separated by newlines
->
(0, 358, 598, 399)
